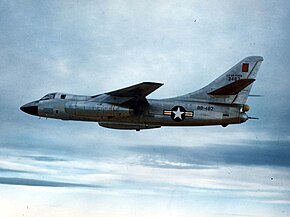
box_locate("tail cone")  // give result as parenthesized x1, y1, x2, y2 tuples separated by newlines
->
(240, 113, 248, 123)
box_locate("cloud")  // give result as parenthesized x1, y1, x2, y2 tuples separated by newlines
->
(122, 140, 290, 168)
(0, 177, 103, 188)
(0, 168, 30, 174)
(0, 1, 290, 216)
(23, 155, 67, 162)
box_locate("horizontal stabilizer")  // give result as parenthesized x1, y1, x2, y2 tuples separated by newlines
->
(249, 94, 264, 97)
(208, 79, 255, 95)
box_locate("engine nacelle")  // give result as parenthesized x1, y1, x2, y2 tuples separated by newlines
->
(242, 104, 250, 112)
(65, 102, 133, 117)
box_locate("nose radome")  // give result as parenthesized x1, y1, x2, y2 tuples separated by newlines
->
(20, 102, 39, 116)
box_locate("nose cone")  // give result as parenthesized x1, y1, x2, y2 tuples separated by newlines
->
(20, 102, 39, 116)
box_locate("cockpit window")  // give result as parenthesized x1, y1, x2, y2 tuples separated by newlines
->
(40, 93, 56, 100)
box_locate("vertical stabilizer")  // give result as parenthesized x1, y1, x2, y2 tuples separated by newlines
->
(177, 56, 263, 104)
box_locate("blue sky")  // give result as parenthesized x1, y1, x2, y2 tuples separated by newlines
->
(1, 1, 290, 217)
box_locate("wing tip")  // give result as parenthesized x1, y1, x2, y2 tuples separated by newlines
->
(142, 81, 164, 86)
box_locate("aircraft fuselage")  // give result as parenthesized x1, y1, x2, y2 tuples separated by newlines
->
(21, 93, 247, 130)
(20, 56, 263, 130)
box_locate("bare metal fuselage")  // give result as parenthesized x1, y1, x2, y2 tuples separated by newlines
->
(20, 56, 262, 130)
(33, 94, 246, 130)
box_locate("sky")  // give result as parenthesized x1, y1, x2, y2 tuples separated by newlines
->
(1, 0, 290, 217)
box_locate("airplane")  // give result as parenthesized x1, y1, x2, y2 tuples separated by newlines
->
(20, 56, 263, 131)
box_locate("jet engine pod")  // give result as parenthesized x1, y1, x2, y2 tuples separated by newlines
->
(242, 104, 250, 112)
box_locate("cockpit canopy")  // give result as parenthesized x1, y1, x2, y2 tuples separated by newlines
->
(39, 92, 89, 101)
(40, 93, 56, 100)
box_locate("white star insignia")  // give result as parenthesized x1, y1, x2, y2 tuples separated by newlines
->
(172, 107, 184, 119)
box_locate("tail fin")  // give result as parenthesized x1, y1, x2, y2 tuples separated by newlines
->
(179, 56, 263, 104)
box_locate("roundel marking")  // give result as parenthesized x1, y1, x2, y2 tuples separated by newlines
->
(170, 106, 186, 122)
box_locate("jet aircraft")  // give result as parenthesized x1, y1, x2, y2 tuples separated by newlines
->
(20, 56, 263, 131)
